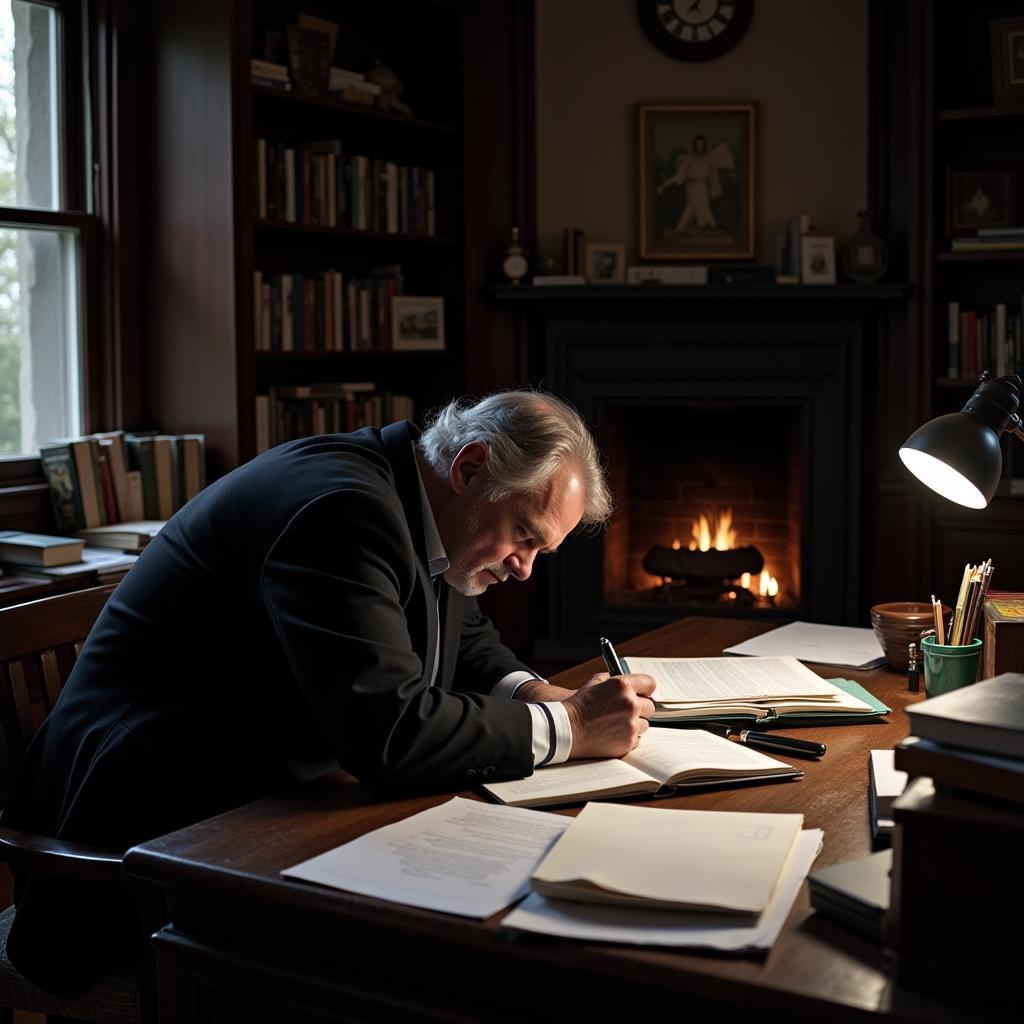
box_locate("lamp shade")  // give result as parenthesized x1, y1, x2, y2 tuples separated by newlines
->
(899, 411, 1002, 508)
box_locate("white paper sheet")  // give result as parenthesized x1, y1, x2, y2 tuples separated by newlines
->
(281, 796, 569, 918)
(722, 621, 885, 668)
(502, 829, 823, 950)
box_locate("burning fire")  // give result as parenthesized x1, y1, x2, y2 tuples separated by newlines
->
(677, 509, 781, 602)
(687, 510, 736, 552)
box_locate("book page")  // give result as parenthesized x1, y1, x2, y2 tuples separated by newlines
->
(482, 758, 655, 806)
(281, 797, 568, 918)
(722, 621, 885, 668)
(623, 728, 792, 784)
(625, 655, 846, 702)
(531, 802, 803, 915)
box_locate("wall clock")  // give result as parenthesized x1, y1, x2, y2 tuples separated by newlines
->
(637, 0, 754, 62)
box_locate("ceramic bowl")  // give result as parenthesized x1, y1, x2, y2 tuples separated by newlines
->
(870, 601, 952, 671)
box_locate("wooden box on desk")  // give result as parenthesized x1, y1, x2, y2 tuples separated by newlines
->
(981, 594, 1024, 678)
(889, 777, 1024, 1005)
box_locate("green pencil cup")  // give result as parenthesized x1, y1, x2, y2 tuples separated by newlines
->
(920, 636, 982, 698)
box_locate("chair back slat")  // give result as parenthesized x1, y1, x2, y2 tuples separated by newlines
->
(0, 584, 116, 806)
(39, 648, 64, 712)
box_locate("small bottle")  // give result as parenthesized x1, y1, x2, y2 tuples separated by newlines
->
(907, 641, 920, 693)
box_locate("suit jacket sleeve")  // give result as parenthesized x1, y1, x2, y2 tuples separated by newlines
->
(450, 595, 536, 695)
(258, 485, 535, 788)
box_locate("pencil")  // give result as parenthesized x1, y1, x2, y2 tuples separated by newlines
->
(951, 562, 972, 645)
(932, 594, 945, 645)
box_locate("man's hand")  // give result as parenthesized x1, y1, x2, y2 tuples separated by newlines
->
(563, 673, 657, 760)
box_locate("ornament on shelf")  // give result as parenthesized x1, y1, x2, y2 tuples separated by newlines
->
(366, 61, 413, 118)
(502, 227, 529, 286)
(842, 209, 889, 283)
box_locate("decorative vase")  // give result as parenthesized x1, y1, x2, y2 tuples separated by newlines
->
(842, 210, 889, 283)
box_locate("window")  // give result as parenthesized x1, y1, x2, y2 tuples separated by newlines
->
(0, 0, 91, 457)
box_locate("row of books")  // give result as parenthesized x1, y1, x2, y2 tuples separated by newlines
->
(254, 138, 437, 236)
(39, 431, 205, 532)
(255, 384, 414, 454)
(950, 226, 1024, 253)
(946, 300, 1023, 378)
(253, 266, 402, 352)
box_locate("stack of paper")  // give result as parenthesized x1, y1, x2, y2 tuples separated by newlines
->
(505, 803, 822, 951)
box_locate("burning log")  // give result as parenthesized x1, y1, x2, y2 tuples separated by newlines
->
(643, 544, 764, 582)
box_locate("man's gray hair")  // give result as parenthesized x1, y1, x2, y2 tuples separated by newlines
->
(417, 390, 613, 525)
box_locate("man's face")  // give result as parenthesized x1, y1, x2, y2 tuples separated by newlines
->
(438, 450, 587, 597)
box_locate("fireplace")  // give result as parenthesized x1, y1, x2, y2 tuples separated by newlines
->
(494, 284, 904, 662)
(602, 404, 801, 612)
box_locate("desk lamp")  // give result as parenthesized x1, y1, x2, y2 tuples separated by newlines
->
(898, 372, 1023, 508)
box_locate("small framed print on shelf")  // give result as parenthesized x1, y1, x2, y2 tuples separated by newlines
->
(391, 296, 445, 351)
(800, 236, 836, 285)
(946, 166, 1016, 237)
(990, 17, 1024, 106)
(584, 241, 625, 284)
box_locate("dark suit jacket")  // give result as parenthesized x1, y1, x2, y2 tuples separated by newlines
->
(2, 421, 535, 993)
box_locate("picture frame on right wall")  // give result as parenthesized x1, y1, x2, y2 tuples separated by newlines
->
(946, 166, 1016, 237)
(990, 17, 1024, 106)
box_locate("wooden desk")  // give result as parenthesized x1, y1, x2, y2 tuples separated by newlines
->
(125, 617, 1001, 1023)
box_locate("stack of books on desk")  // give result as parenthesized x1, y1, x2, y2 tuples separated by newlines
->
(889, 673, 1024, 1005)
(0, 530, 138, 581)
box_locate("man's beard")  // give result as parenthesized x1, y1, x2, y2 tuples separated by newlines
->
(442, 500, 508, 596)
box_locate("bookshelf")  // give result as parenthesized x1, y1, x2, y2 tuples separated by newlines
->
(138, 0, 536, 479)
(929, 0, 1024, 484)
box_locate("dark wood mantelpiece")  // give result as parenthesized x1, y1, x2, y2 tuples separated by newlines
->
(491, 283, 909, 304)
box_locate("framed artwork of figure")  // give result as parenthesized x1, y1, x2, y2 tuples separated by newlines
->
(637, 102, 756, 261)
(946, 166, 1016, 237)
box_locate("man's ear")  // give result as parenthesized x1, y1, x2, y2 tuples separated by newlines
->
(449, 442, 489, 494)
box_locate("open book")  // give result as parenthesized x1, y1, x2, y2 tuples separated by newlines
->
(482, 727, 800, 808)
(530, 802, 804, 915)
(623, 655, 885, 723)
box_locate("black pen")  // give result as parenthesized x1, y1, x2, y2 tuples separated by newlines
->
(733, 729, 825, 758)
(599, 636, 625, 676)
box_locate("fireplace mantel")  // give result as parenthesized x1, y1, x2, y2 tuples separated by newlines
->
(493, 282, 908, 661)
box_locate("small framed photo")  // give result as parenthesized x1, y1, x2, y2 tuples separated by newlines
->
(391, 296, 445, 351)
(584, 241, 625, 284)
(946, 166, 1016, 237)
(800, 236, 836, 285)
(991, 17, 1024, 106)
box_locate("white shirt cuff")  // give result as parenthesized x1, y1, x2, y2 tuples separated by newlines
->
(491, 670, 542, 698)
(526, 701, 572, 767)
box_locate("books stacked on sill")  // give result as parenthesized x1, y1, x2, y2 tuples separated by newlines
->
(39, 430, 205, 535)
(253, 265, 402, 352)
(255, 383, 413, 454)
(250, 59, 291, 91)
(0, 530, 139, 580)
(949, 226, 1024, 253)
(945, 298, 1023, 379)
(254, 137, 436, 236)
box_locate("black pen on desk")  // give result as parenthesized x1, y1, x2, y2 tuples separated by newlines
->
(735, 729, 826, 758)
(599, 636, 625, 676)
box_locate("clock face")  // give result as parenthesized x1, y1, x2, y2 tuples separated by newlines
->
(637, 0, 753, 62)
(503, 253, 528, 280)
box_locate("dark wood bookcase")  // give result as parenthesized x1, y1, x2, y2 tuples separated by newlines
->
(138, 0, 537, 479)
(868, 0, 1024, 606)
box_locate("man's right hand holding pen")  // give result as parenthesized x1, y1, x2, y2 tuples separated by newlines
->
(562, 637, 656, 759)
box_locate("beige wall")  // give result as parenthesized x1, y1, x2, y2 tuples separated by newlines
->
(535, 0, 868, 266)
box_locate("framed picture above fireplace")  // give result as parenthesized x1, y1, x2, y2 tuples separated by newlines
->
(637, 102, 756, 261)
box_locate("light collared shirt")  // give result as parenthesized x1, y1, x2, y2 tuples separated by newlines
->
(414, 455, 572, 767)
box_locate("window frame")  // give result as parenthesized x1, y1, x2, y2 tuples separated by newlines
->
(0, 0, 100, 489)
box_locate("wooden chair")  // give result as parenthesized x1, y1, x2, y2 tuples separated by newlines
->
(0, 585, 140, 1024)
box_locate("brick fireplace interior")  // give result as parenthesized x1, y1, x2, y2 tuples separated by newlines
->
(601, 404, 802, 612)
